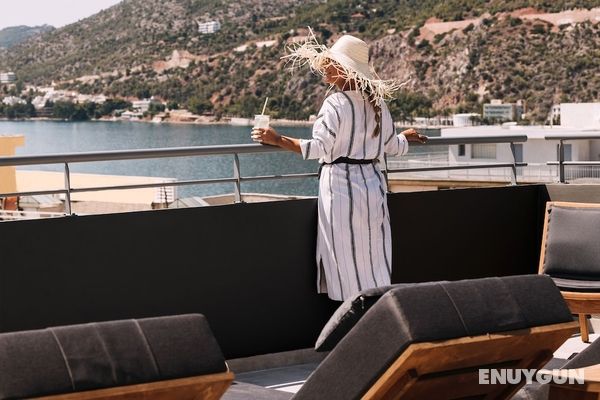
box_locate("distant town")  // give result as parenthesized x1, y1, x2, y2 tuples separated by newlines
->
(0, 67, 558, 128)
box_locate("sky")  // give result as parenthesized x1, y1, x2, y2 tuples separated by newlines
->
(0, 0, 123, 30)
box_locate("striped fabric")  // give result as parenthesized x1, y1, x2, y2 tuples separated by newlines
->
(299, 90, 409, 301)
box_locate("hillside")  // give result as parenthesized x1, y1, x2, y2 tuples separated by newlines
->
(0, 0, 322, 83)
(0, 25, 54, 48)
(1, 0, 599, 122)
(373, 12, 600, 121)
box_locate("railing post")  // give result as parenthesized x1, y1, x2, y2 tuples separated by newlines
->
(558, 139, 565, 183)
(509, 142, 518, 186)
(64, 162, 72, 215)
(233, 153, 242, 203)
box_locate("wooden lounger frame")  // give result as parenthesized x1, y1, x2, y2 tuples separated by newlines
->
(363, 321, 578, 400)
(539, 201, 600, 343)
(34, 371, 234, 400)
(548, 364, 600, 399)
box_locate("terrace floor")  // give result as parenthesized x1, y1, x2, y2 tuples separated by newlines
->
(232, 331, 599, 395)
(236, 362, 318, 394)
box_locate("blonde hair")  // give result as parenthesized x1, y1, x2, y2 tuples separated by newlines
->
(368, 90, 382, 138)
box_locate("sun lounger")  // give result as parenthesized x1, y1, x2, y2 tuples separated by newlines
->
(0, 314, 233, 399)
(539, 201, 600, 342)
(223, 275, 577, 400)
(514, 326, 600, 399)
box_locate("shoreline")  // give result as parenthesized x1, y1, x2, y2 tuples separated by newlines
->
(0, 116, 314, 127)
(0, 117, 445, 130)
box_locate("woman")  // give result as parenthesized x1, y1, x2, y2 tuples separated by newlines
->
(252, 33, 427, 301)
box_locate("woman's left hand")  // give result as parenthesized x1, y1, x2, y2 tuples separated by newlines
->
(401, 128, 428, 144)
(251, 127, 281, 146)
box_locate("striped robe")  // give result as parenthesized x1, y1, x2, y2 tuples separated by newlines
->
(299, 90, 409, 301)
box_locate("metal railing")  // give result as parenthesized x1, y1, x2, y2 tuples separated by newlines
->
(0, 134, 528, 216)
(0, 144, 317, 215)
(388, 135, 528, 185)
(386, 160, 559, 183)
(545, 134, 600, 183)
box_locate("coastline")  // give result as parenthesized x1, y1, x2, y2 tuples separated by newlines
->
(0, 116, 444, 130)
(0, 116, 315, 127)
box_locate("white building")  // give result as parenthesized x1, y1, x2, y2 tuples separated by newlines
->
(549, 104, 561, 123)
(452, 113, 480, 127)
(448, 104, 600, 166)
(132, 97, 161, 113)
(32, 96, 48, 110)
(561, 103, 600, 129)
(2, 96, 26, 106)
(197, 20, 221, 34)
(445, 125, 595, 166)
(75, 94, 107, 104)
(483, 100, 523, 121)
(43, 89, 76, 103)
(0, 72, 16, 84)
(121, 111, 144, 120)
(31, 90, 80, 109)
(388, 103, 600, 185)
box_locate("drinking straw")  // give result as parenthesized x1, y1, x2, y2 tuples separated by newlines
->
(261, 97, 269, 115)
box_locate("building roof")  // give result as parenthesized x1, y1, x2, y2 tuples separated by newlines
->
(19, 194, 62, 208)
(169, 197, 210, 208)
(16, 170, 176, 205)
(441, 125, 600, 139)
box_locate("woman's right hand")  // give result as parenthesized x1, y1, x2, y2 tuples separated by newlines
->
(251, 127, 281, 146)
(401, 128, 428, 143)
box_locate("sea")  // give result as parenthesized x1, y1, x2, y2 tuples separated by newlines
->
(0, 120, 441, 198)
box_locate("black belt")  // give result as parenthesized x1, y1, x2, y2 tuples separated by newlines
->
(318, 157, 376, 179)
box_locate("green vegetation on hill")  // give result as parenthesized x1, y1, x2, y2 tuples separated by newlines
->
(0, 25, 54, 48)
(0, 98, 132, 120)
(290, 0, 600, 38)
(0, 102, 36, 119)
(0, 0, 319, 83)
(1, 0, 599, 122)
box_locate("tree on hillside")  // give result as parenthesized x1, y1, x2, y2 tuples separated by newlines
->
(388, 91, 433, 121)
(99, 99, 132, 116)
(53, 101, 89, 121)
(187, 96, 213, 115)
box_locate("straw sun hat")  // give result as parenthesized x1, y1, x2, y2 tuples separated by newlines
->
(281, 28, 408, 106)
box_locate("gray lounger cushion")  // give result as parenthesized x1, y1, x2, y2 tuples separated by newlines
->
(516, 338, 600, 399)
(543, 205, 600, 282)
(510, 358, 571, 400)
(562, 336, 600, 370)
(0, 314, 227, 399)
(511, 335, 599, 400)
(294, 275, 573, 400)
(315, 283, 412, 352)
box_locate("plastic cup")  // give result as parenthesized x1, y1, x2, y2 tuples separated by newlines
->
(253, 115, 270, 129)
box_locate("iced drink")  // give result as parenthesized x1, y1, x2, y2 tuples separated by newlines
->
(253, 115, 270, 129)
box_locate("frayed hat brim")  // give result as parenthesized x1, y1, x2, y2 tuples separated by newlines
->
(281, 27, 408, 106)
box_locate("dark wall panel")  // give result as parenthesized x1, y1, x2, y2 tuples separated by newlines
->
(0, 199, 338, 359)
(0, 184, 565, 358)
(388, 185, 543, 283)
